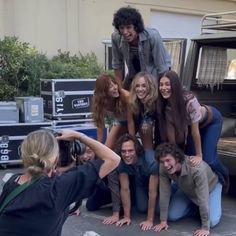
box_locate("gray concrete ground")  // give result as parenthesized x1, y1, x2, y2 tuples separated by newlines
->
(1, 165, 236, 236)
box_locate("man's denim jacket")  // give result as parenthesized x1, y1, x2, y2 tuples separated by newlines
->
(111, 27, 171, 84)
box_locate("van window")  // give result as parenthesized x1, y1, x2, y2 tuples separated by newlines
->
(195, 46, 236, 88)
(227, 57, 236, 80)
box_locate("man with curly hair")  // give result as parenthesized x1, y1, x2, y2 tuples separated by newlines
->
(154, 142, 222, 236)
(112, 6, 171, 90)
(114, 134, 159, 231)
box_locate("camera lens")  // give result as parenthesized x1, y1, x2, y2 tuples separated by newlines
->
(71, 139, 86, 156)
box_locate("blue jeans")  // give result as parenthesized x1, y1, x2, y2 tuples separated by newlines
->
(134, 149, 159, 213)
(186, 106, 229, 183)
(134, 178, 159, 214)
(144, 149, 159, 170)
(168, 182, 222, 228)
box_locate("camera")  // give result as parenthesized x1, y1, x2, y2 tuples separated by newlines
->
(43, 127, 86, 167)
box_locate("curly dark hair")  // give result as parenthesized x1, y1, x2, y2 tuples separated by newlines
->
(112, 7, 144, 33)
(114, 133, 144, 157)
(155, 142, 185, 163)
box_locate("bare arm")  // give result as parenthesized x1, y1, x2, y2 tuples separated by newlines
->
(147, 175, 159, 222)
(153, 168, 171, 233)
(116, 173, 131, 226)
(114, 69, 124, 88)
(126, 98, 135, 136)
(57, 129, 120, 179)
(140, 175, 159, 231)
(191, 122, 202, 156)
(120, 173, 131, 218)
(102, 170, 121, 225)
(120, 89, 135, 135)
(127, 112, 135, 136)
(97, 124, 105, 143)
(190, 122, 202, 165)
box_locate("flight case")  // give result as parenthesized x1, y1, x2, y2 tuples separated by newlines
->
(40, 78, 96, 119)
(0, 122, 51, 165)
(0, 121, 107, 165)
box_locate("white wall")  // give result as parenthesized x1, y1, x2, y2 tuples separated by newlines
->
(0, 1, 4, 38)
(0, 0, 236, 65)
(150, 11, 202, 53)
(2, 0, 79, 56)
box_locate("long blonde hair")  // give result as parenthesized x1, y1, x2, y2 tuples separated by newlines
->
(21, 129, 59, 177)
(129, 72, 158, 115)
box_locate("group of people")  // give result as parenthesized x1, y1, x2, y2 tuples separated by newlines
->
(90, 6, 229, 236)
(0, 6, 229, 236)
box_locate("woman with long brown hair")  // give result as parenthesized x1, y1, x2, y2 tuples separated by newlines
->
(156, 70, 229, 190)
(92, 74, 131, 224)
(92, 74, 130, 148)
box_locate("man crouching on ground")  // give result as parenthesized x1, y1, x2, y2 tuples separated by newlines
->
(153, 142, 222, 236)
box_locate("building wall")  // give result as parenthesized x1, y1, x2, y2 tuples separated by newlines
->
(0, 0, 4, 38)
(0, 0, 235, 65)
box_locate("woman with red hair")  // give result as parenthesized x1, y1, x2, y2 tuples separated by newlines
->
(91, 74, 131, 225)
(92, 74, 130, 148)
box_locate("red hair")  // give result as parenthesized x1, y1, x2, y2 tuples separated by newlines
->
(92, 74, 127, 127)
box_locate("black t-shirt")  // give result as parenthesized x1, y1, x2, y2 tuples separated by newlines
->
(0, 160, 103, 236)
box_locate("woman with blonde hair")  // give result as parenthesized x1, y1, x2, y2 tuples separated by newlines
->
(126, 72, 159, 232)
(0, 129, 120, 236)
(129, 71, 158, 149)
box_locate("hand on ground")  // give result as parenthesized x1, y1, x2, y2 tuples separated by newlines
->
(69, 208, 81, 216)
(139, 220, 153, 231)
(194, 228, 210, 236)
(102, 213, 119, 225)
(153, 221, 168, 232)
(115, 217, 131, 227)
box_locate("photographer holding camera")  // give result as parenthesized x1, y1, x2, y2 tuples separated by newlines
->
(0, 129, 120, 236)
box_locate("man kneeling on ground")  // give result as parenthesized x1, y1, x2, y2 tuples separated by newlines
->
(153, 142, 222, 236)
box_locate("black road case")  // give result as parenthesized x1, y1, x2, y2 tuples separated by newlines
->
(40, 78, 96, 119)
(0, 121, 107, 165)
(0, 122, 51, 165)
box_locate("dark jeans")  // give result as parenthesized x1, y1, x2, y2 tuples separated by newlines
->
(186, 106, 229, 183)
(69, 179, 112, 213)
(131, 175, 159, 213)
(86, 182, 112, 211)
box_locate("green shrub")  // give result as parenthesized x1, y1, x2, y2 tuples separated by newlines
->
(77, 52, 104, 78)
(44, 50, 104, 79)
(0, 83, 17, 101)
(0, 38, 105, 101)
(0, 36, 49, 99)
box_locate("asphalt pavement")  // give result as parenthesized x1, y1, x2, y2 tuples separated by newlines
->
(1, 165, 236, 236)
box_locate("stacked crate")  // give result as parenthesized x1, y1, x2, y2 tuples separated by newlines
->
(40, 78, 96, 121)
(0, 79, 104, 166)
